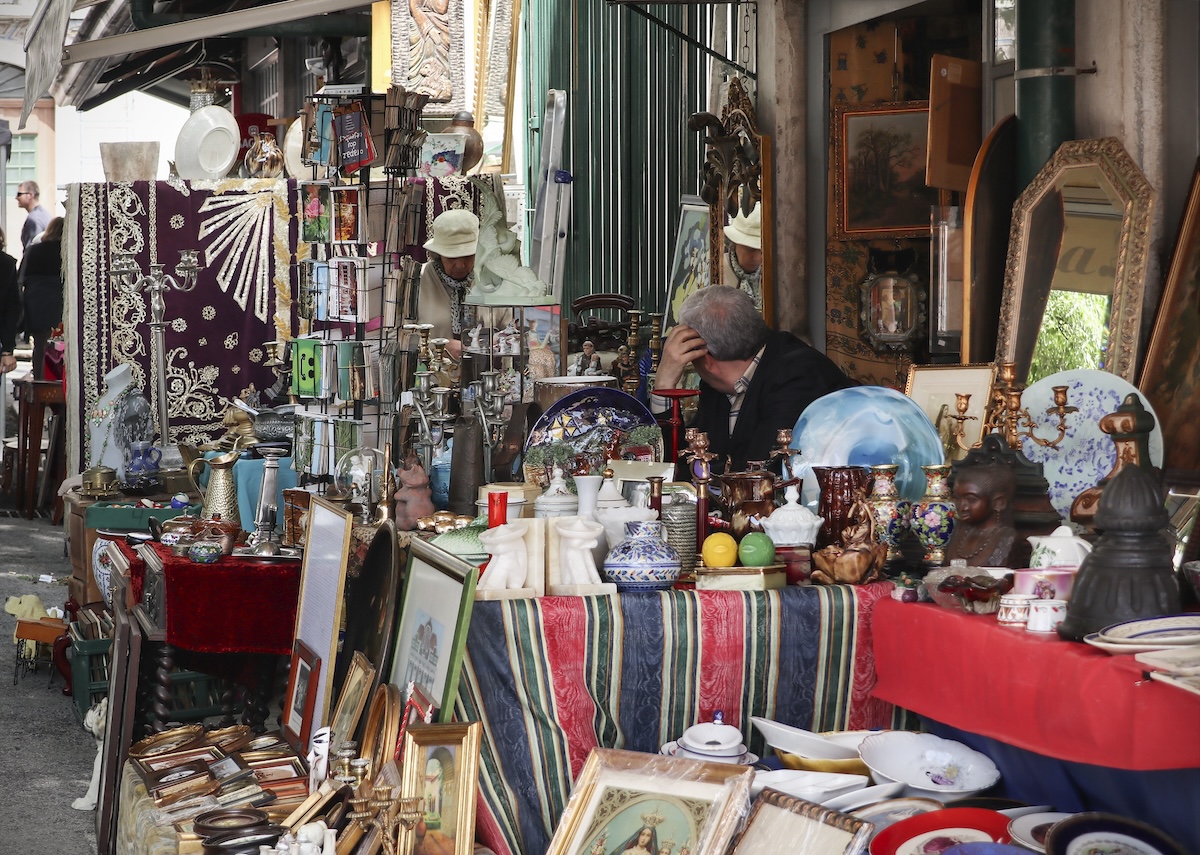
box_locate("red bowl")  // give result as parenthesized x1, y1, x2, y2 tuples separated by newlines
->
(870, 807, 1012, 855)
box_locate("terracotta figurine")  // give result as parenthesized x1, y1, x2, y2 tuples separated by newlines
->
(944, 459, 1018, 567)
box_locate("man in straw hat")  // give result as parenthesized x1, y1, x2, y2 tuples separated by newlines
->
(723, 201, 763, 310)
(418, 209, 480, 359)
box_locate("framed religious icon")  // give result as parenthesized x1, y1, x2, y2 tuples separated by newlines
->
(283, 639, 321, 754)
(388, 539, 479, 722)
(664, 197, 711, 331)
(546, 748, 753, 855)
(832, 101, 939, 240)
(395, 723, 482, 855)
(728, 789, 873, 854)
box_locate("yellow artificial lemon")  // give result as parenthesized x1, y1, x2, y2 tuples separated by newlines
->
(738, 532, 777, 567)
(701, 532, 739, 568)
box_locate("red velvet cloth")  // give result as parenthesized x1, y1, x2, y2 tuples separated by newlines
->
(116, 541, 145, 606)
(149, 544, 299, 655)
(871, 599, 1200, 771)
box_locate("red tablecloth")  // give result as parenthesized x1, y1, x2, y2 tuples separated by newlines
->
(122, 542, 300, 655)
(871, 598, 1200, 771)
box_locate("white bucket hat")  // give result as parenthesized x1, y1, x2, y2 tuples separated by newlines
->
(724, 202, 762, 250)
(424, 209, 480, 258)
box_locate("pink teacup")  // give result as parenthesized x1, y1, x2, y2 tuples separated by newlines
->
(1013, 567, 1078, 601)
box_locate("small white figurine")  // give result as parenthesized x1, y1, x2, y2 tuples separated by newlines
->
(467, 322, 484, 352)
(554, 518, 606, 585)
(477, 521, 530, 590)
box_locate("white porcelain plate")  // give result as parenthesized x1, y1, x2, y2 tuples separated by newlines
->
(1009, 812, 1075, 853)
(821, 781, 906, 812)
(1082, 634, 1181, 655)
(175, 105, 240, 180)
(751, 716, 861, 760)
(1096, 615, 1200, 645)
(1018, 369, 1163, 520)
(751, 769, 868, 800)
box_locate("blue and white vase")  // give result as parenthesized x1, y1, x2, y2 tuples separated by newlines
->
(910, 464, 956, 565)
(603, 520, 681, 592)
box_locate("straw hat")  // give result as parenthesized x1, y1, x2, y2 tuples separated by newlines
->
(724, 203, 761, 249)
(423, 210, 480, 258)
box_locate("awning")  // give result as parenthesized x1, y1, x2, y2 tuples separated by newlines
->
(20, 0, 75, 129)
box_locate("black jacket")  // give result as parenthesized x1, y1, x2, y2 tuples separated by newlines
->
(0, 252, 19, 352)
(690, 330, 856, 472)
(18, 238, 63, 334)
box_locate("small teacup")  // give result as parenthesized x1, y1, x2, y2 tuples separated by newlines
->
(997, 593, 1037, 627)
(1026, 598, 1068, 633)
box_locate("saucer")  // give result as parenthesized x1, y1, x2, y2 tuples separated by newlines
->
(660, 741, 757, 765)
(175, 105, 240, 180)
(1008, 811, 1075, 853)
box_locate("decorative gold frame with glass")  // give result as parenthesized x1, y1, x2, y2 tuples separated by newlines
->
(995, 137, 1154, 384)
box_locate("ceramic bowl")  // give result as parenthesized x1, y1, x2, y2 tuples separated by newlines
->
(188, 539, 225, 564)
(1012, 568, 1078, 601)
(679, 720, 745, 755)
(924, 567, 1013, 615)
(751, 717, 860, 760)
(660, 740, 757, 765)
(859, 731, 1001, 799)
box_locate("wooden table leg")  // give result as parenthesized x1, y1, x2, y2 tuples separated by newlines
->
(53, 632, 73, 696)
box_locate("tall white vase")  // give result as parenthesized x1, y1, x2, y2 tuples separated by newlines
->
(573, 474, 604, 519)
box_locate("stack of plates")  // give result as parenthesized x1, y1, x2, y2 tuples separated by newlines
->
(1082, 616, 1200, 654)
(661, 721, 757, 765)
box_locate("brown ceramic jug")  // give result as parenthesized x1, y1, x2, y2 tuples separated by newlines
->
(813, 465, 871, 550)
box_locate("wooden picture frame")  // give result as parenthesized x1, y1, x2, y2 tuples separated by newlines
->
(728, 789, 874, 854)
(664, 197, 711, 331)
(395, 723, 483, 855)
(832, 101, 939, 241)
(294, 497, 355, 733)
(134, 744, 225, 776)
(387, 539, 479, 722)
(284, 639, 321, 754)
(905, 363, 998, 458)
(546, 747, 753, 855)
(327, 651, 377, 751)
(96, 592, 142, 855)
(1138, 158, 1200, 472)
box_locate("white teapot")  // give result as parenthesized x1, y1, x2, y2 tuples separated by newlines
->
(1028, 525, 1092, 568)
(758, 484, 824, 546)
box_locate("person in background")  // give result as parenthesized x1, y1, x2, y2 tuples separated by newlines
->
(417, 209, 480, 360)
(0, 227, 19, 373)
(652, 285, 855, 473)
(16, 181, 51, 249)
(723, 202, 763, 310)
(18, 216, 64, 380)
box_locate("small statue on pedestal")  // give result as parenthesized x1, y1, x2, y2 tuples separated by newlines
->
(944, 457, 1019, 567)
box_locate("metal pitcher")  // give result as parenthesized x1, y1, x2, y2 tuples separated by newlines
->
(187, 449, 242, 528)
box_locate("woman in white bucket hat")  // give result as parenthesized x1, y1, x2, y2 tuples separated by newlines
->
(417, 209, 481, 358)
(722, 202, 763, 311)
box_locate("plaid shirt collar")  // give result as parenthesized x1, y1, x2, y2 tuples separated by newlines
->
(726, 346, 765, 433)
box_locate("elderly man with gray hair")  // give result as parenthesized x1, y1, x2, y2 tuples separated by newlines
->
(653, 286, 854, 473)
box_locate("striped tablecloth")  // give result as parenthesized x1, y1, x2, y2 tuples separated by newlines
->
(456, 582, 899, 855)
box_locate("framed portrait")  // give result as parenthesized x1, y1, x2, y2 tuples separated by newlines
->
(1139, 158, 1200, 471)
(284, 639, 321, 754)
(664, 197, 711, 331)
(300, 181, 332, 243)
(295, 498, 355, 733)
(546, 748, 753, 855)
(331, 185, 364, 244)
(728, 789, 873, 855)
(134, 744, 225, 776)
(207, 753, 254, 787)
(327, 651, 377, 751)
(905, 363, 997, 459)
(387, 539, 479, 722)
(395, 723, 482, 855)
(832, 101, 939, 240)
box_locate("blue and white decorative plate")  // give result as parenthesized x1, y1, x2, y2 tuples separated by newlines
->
(791, 386, 945, 507)
(525, 387, 663, 461)
(1019, 369, 1163, 520)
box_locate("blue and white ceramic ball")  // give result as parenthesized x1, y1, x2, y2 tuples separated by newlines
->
(603, 521, 681, 592)
(791, 386, 945, 508)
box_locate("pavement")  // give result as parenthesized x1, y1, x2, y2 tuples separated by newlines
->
(0, 478, 100, 853)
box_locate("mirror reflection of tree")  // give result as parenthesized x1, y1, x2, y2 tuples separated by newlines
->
(1027, 290, 1111, 384)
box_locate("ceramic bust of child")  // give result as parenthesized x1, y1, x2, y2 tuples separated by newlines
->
(944, 459, 1019, 567)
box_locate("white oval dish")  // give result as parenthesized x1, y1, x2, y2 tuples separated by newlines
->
(751, 769, 868, 800)
(859, 731, 1001, 799)
(821, 781, 906, 812)
(175, 105, 240, 181)
(751, 716, 861, 760)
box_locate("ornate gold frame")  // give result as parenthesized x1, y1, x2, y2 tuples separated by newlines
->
(995, 137, 1155, 384)
(396, 723, 482, 855)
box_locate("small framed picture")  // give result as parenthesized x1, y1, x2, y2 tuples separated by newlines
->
(395, 723, 483, 855)
(134, 744, 225, 776)
(300, 182, 332, 243)
(546, 748, 753, 855)
(327, 651, 376, 751)
(208, 753, 255, 787)
(283, 639, 321, 753)
(417, 133, 467, 178)
(664, 198, 711, 331)
(904, 363, 998, 459)
(331, 186, 364, 244)
(246, 754, 308, 785)
(728, 789, 873, 854)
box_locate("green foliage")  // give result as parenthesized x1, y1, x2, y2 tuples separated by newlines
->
(1028, 290, 1111, 383)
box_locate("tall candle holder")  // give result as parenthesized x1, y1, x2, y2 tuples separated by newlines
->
(981, 362, 1077, 450)
(682, 428, 717, 554)
(109, 250, 202, 474)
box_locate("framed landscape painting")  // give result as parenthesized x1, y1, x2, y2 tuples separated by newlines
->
(832, 101, 939, 240)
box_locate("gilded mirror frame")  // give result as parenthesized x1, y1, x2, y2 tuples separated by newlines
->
(995, 137, 1154, 384)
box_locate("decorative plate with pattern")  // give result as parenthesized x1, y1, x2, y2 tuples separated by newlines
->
(1018, 369, 1163, 520)
(525, 387, 663, 462)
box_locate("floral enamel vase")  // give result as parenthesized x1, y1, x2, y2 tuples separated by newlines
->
(867, 464, 910, 563)
(910, 464, 956, 565)
(603, 520, 681, 592)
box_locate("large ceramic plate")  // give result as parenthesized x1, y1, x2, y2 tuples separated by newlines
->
(791, 386, 945, 507)
(283, 116, 327, 180)
(1096, 615, 1200, 645)
(1018, 369, 1164, 520)
(175, 105, 240, 180)
(870, 808, 1012, 855)
(853, 798, 945, 841)
(1044, 812, 1189, 855)
(751, 716, 860, 760)
(524, 387, 662, 461)
(1008, 812, 1075, 853)
(1082, 634, 1183, 655)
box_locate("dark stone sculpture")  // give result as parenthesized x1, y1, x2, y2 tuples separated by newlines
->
(945, 456, 1019, 567)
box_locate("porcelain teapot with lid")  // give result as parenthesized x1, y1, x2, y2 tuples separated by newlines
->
(1028, 524, 1093, 569)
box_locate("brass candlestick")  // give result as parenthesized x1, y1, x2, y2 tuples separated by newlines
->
(981, 362, 1076, 450)
(945, 392, 978, 452)
(682, 428, 717, 553)
(647, 312, 664, 373)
